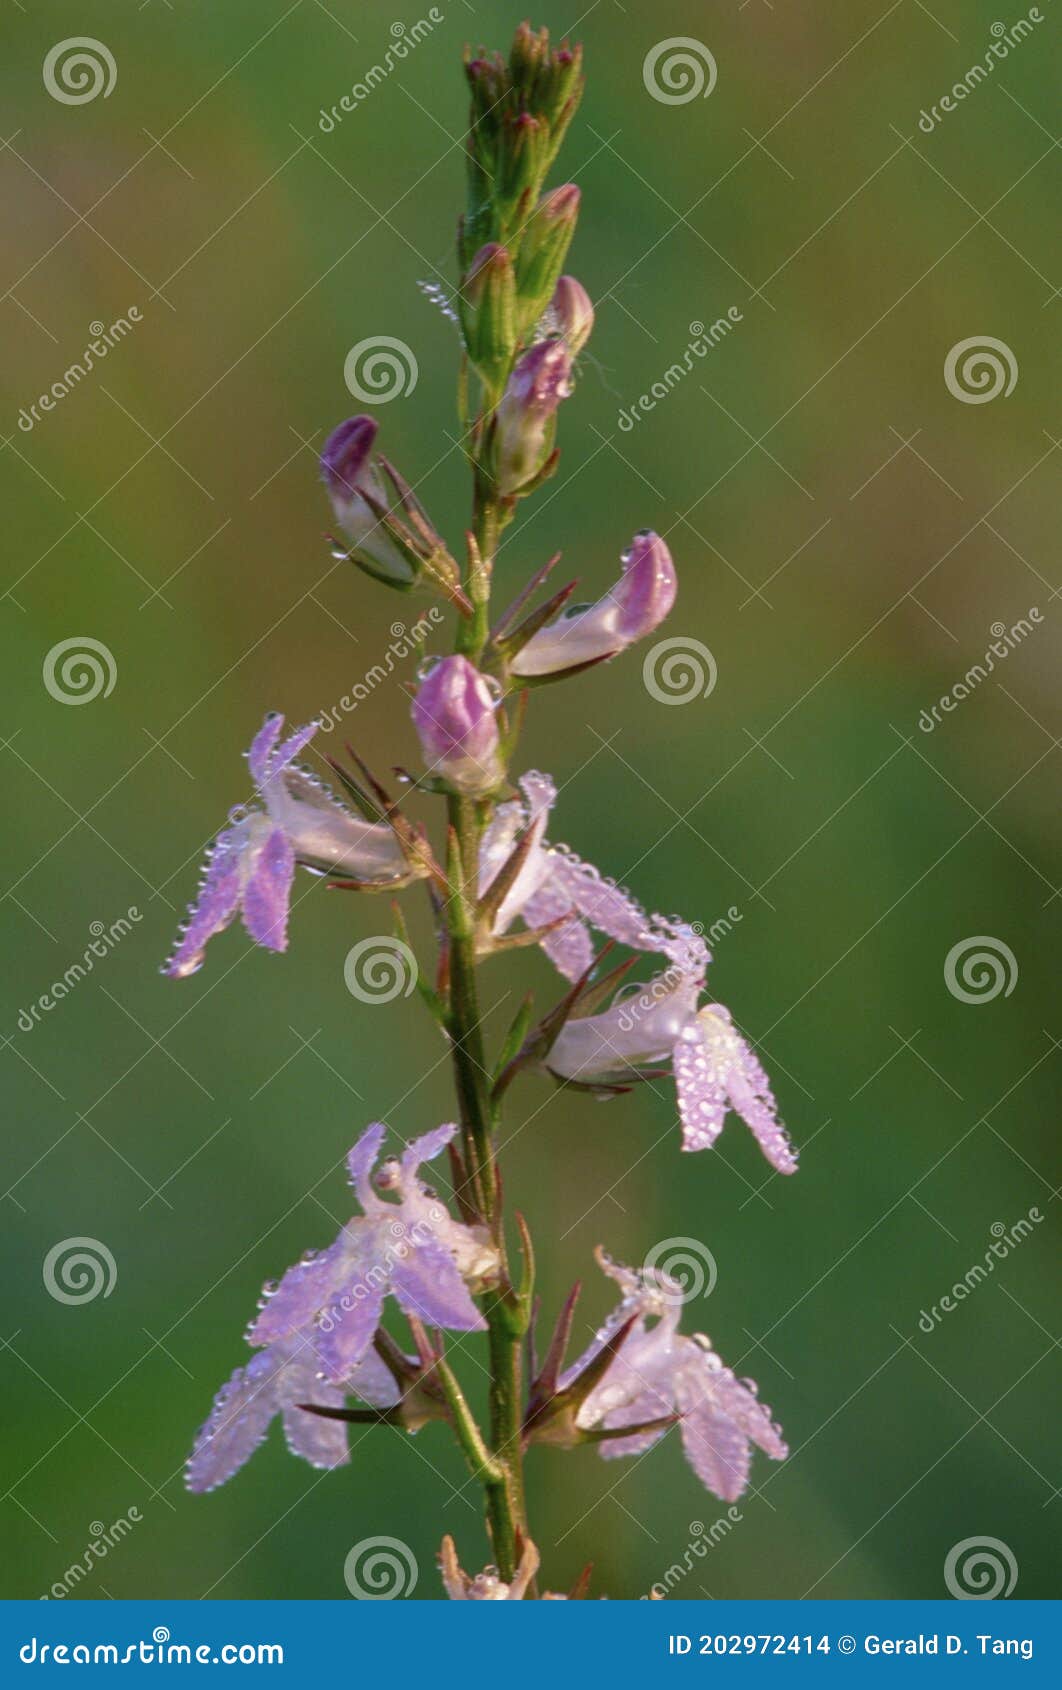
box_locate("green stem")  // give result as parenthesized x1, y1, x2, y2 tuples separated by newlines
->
(445, 790, 528, 1580)
(442, 453, 532, 1578)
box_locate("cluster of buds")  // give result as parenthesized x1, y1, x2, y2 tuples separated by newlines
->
(455, 26, 591, 499)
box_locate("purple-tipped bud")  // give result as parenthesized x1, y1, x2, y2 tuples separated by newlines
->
(510, 530, 676, 678)
(412, 655, 504, 796)
(547, 276, 594, 355)
(320, 417, 413, 586)
(493, 340, 573, 495)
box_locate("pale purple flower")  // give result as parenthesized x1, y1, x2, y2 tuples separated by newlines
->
(247, 1122, 494, 1382)
(546, 955, 798, 1173)
(320, 416, 413, 585)
(186, 1121, 495, 1492)
(510, 531, 676, 678)
(561, 1252, 788, 1502)
(494, 339, 572, 495)
(165, 714, 416, 978)
(478, 770, 705, 981)
(411, 655, 503, 795)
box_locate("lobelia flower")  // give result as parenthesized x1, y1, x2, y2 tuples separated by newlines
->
(411, 654, 504, 796)
(477, 769, 705, 982)
(559, 1251, 788, 1503)
(545, 948, 798, 1174)
(493, 338, 572, 495)
(186, 1121, 497, 1492)
(509, 530, 676, 679)
(320, 416, 414, 586)
(164, 714, 422, 979)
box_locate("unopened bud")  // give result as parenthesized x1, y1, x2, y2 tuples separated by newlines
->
(510, 530, 676, 678)
(460, 244, 517, 390)
(320, 417, 415, 587)
(544, 275, 594, 355)
(515, 185, 580, 330)
(412, 655, 503, 796)
(493, 339, 573, 496)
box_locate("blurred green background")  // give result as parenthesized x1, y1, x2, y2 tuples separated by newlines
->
(2, 0, 1059, 1603)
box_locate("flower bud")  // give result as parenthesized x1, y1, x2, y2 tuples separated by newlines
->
(493, 339, 572, 496)
(320, 417, 414, 587)
(459, 243, 517, 390)
(412, 655, 503, 795)
(515, 185, 580, 330)
(509, 531, 676, 678)
(544, 275, 594, 355)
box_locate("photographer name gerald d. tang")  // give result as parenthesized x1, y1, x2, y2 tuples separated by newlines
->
(664, 1635, 1033, 1659)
